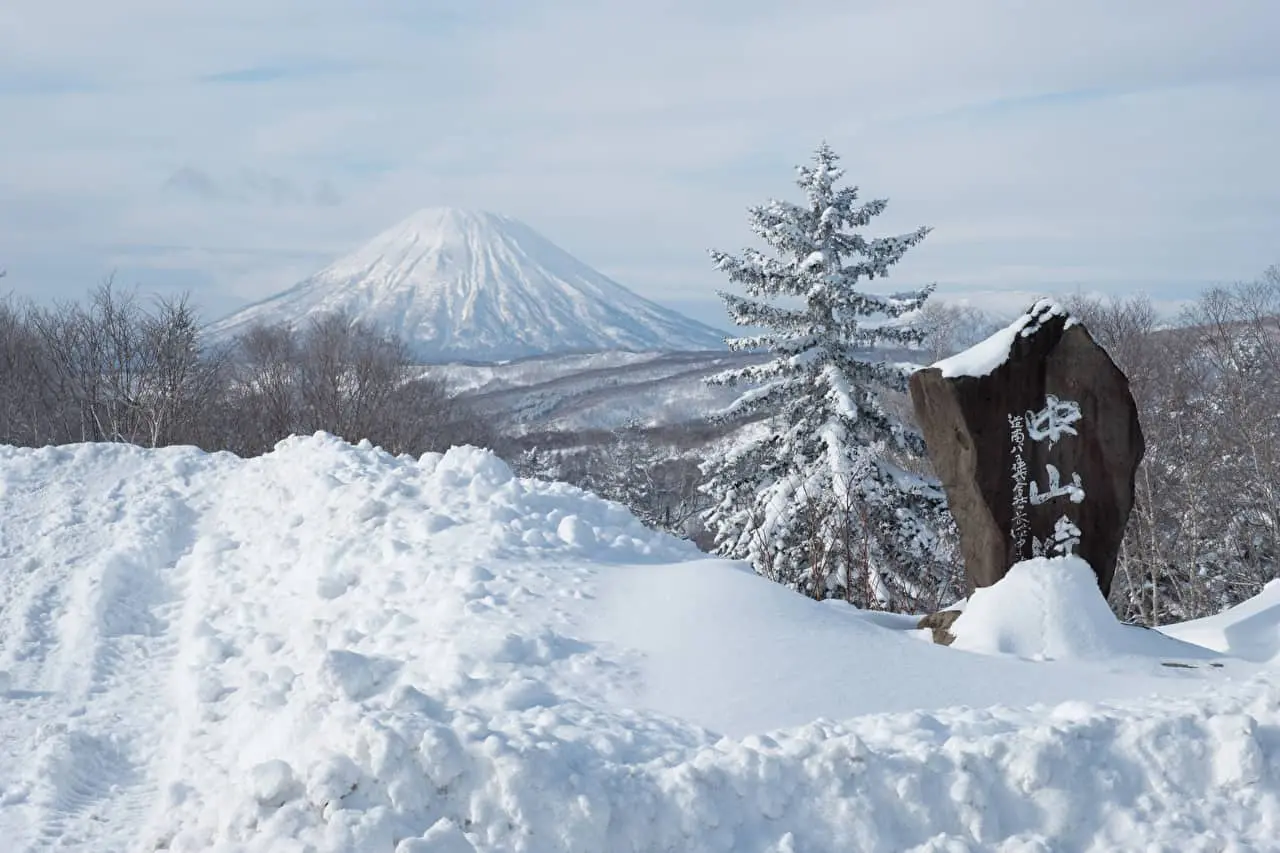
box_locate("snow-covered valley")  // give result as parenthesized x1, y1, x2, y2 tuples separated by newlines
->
(432, 346, 922, 435)
(438, 350, 769, 435)
(2, 436, 1279, 852)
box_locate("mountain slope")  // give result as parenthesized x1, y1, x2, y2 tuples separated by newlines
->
(452, 350, 770, 434)
(434, 346, 924, 435)
(208, 208, 727, 362)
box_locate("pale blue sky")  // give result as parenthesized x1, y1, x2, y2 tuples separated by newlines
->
(1, 0, 1277, 328)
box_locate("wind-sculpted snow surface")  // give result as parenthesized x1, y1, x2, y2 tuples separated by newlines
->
(1, 436, 1279, 851)
(1161, 578, 1280, 664)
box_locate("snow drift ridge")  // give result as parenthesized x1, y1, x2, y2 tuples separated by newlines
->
(1, 436, 1279, 852)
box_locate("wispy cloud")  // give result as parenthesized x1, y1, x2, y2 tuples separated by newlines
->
(199, 59, 362, 86)
(0, 0, 1277, 324)
(163, 166, 342, 207)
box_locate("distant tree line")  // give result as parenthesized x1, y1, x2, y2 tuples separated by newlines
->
(1066, 266, 1280, 625)
(515, 266, 1280, 626)
(7, 264, 1280, 627)
(0, 282, 494, 456)
(514, 419, 720, 547)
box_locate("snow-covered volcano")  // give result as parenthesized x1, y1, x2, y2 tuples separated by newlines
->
(208, 208, 727, 362)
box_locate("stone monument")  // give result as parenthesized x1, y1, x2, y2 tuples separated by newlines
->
(908, 299, 1144, 598)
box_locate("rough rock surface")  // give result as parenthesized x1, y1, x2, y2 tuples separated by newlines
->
(917, 610, 962, 646)
(908, 300, 1144, 597)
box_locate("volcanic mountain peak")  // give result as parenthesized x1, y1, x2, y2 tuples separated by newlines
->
(209, 207, 726, 362)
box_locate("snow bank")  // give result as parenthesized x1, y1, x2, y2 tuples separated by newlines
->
(1161, 578, 1280, 663)
(588, 558, 1217, 735)
(951, 556, 1219, 662)
(0, 435, 1276, 852)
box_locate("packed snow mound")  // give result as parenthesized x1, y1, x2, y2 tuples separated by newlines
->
(207, 207, 727, 361)
(1161, 578, 1280, 663)
(0, 437, 1275, 852)
(0, 436, 695, 852)
(951, 556, 1219, 662)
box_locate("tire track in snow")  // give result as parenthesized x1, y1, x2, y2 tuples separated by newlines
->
(32, 729, 142, 849)
(0, 452, 203, 852)
(16, 581, 66, 665)
(0, 462, 104, 843)
(0, 494, 88, 673)
(51, 496, 199, 851)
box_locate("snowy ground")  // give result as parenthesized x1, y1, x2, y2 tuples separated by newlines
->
(1, 436, 1279, 852)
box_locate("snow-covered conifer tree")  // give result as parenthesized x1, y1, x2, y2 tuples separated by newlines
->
(701, 143, 954, 609)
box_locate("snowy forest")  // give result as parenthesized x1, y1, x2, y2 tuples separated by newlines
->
(2, 189, 1279, 633)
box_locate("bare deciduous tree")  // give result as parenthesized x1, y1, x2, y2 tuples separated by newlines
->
(0, 288, 497, 461)
(1068, 274, 1280, 625)
(916, 299, 1001, 362)
(224, 313, 496, 456)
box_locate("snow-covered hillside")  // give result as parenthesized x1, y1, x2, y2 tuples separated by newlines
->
(429, 351, 667, 396)
(446, 350, 771, 434)
(207, 208, 727, 362)
(2, 437, 1280, 851)
(432, 347, 917, 435)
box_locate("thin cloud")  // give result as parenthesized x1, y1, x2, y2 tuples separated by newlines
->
(162, 166, 344, 207)
(199, 59, 364, 86)
(0, 0, 1276, 319)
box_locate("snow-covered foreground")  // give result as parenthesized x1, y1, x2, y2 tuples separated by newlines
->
(1, 436, 1279, 852)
